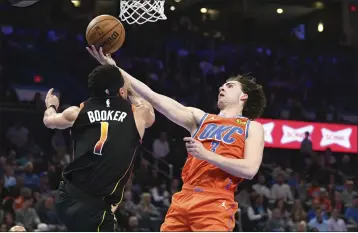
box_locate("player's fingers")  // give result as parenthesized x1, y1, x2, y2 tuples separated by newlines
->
(185, 142, 196, 149)
(91, 45, 100, 57)
(99, 47, 105, 57)
(183, 137, 195, 142)
(86, 47, 95, 56)
(46, 88, 54, 97)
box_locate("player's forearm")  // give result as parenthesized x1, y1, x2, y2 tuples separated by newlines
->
(43, 106, 78, 129)
(43, 107, 58, 129)
(118, 67, 158, 103)
(205, 151, 259, 180)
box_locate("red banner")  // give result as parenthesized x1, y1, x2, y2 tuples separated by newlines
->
(256, 119, 358, 153)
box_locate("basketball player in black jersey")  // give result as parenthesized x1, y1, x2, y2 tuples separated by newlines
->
(43, 65, 155, 231)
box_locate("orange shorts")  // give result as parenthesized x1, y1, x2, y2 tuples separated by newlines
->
(160, 184, 238, 232)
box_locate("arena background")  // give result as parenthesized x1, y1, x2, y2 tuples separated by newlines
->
(0, 0, 358, 231)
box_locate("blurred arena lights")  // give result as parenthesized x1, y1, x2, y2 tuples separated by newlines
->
(314, 1, 324, 9)
(200, 8, 207, 14)
(170, 6, 175, 11)
(174, 0, 181, 2)
(276, 8, 283, 14)
(317, 22, 324, 32)
(349, 4, 357, 12)
(71, 0, 80, 7)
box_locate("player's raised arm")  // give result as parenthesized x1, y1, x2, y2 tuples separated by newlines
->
(43, 88, 80, 129)
(86, 46, 205, 134)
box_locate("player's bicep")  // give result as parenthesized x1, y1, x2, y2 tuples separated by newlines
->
(152, 93, 205, 132)
(244, 121, 264, 175)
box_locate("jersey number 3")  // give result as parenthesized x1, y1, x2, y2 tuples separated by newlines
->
(94, 122, 109, 156)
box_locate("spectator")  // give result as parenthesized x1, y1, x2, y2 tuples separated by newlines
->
(119, 190, 138, 217)
(35, 196, 61, 226)
(15, 197, 41, 231)
(291, 211, 307, 231)
(235, 186, 251, 211)
(291, 199, 307, 222)
(342, 180, 356, 206)
(344, 195, 358, 226)
(296, 178, 308, 201)
(125, 216, 145, 232)
(4, 164, 16, 188)
(150, 180, 170, 207)
(246, 195, 269, 231)
(252, 173, 271, 199)
(271, 172, 293, 201)
(152, 132, 170, 161)
(3, 212, 16, 231)
(308, 208, 329, 232)
(136, 193, 161, 219)
(300, 132, 312, 155)
(22, 162, 39, 189)
(328, 208, 347, 231)
(307, 198, 328, 221)
(264, 208, 287, 231)
(274, 199, 291, 220)
(6, 123, 29, 149)
(314, 188, 332, 213)
(331, 191, 345, 215)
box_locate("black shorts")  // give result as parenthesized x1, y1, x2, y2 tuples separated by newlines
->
(55, 182, 117, 232)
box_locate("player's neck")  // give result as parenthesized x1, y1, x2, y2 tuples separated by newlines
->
(219, 106, 243, 118)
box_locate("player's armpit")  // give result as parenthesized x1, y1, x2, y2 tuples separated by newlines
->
(206, 121, 264, 180)
(43, 106, 80, 129)
(119, 67, 205, 133)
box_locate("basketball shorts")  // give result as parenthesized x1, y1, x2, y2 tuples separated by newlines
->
(55, 182, 117, 232)
(161, 184, 238, 232)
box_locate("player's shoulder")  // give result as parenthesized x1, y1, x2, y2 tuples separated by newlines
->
(246, 120, 264, 135)
(186, 107, 206, 123)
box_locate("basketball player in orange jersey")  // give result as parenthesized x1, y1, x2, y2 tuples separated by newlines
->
(87, 46, 267, 231)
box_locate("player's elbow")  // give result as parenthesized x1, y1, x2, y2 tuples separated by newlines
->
(244, 165, 260, 180)
(43, 118, 55, 129)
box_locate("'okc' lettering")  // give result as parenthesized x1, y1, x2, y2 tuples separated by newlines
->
(198, 123, 243, 144)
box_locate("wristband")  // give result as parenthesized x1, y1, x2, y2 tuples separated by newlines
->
(48, 105, 57, 111)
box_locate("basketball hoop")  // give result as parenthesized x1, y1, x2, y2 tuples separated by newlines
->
(119, 0, 167, 25)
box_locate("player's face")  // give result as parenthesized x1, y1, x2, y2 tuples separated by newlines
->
(217, 81, 247, 109)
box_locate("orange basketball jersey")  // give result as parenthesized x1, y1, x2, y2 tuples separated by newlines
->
(181, 113, 250, 193)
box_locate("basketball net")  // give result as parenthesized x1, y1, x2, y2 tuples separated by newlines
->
(119, 0, 167, 25)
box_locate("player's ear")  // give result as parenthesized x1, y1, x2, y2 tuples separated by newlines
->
(119, 87, 127, 99)
(240, 93, 248, 101)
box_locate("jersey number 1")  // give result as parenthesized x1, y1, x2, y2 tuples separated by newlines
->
(94, 122, 109, 156)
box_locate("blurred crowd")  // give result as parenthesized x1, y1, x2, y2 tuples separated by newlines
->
(0, 11, 357, 232)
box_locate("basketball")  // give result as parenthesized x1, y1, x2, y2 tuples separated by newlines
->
(86, 15, 125, 54)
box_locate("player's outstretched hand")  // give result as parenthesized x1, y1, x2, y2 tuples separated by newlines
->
(86, 45, 116, 66)
(45, 88, 60, 110)
(184, 137, 213, 161)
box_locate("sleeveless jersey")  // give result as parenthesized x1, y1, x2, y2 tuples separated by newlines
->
(63, 96, 140, 205)
(181, 113, 250, 193)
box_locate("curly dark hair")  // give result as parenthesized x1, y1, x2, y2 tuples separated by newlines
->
(88, 65, 124, 97)
(226, 75, 266, 120)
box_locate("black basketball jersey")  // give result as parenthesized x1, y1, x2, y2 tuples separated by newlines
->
(63, 96, 141, 205)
